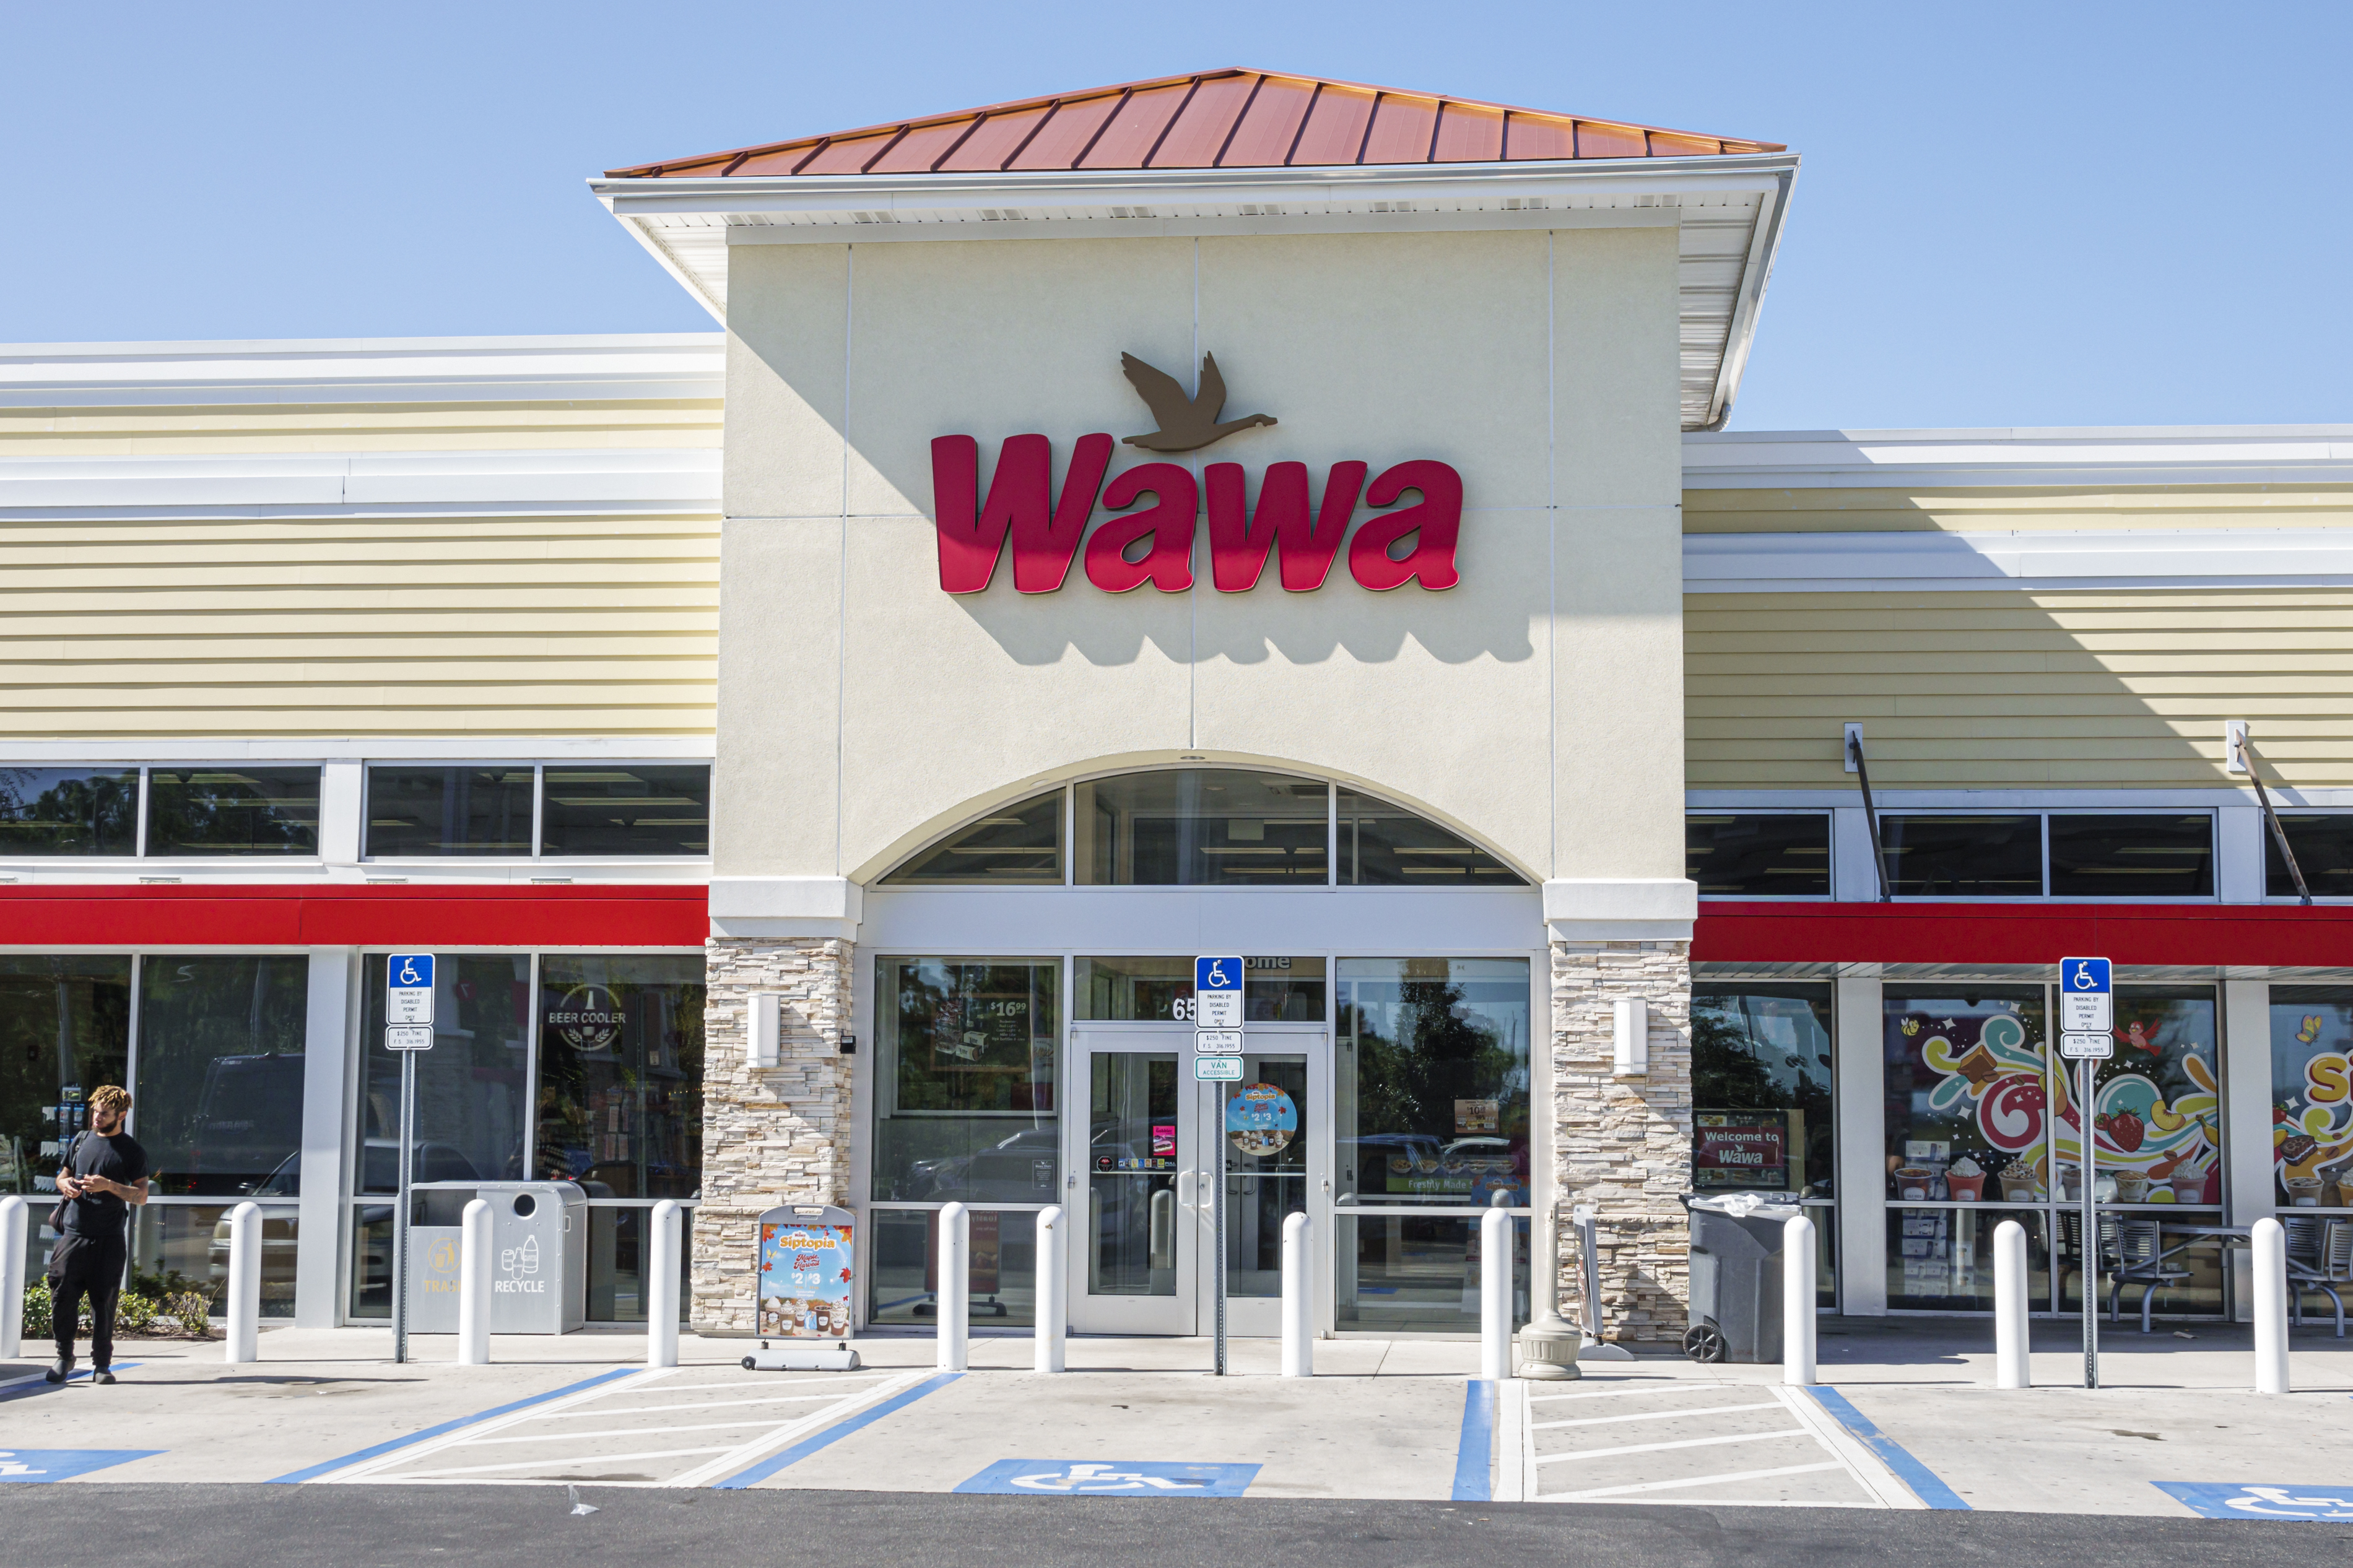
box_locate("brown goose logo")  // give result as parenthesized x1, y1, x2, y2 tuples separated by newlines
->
(1119, 352, 1276, 453)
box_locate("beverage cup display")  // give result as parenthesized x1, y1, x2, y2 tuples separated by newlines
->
(2169, 1171, 2207, 1204)
(1895, 1165, 1931, 1200)
(2112, 1172, 2149, 1203)
(1947, 1172, 1986, 1202)
(2283, 1176, 2323, 1207)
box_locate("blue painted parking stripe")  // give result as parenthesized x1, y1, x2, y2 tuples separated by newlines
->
(1803, 1386, 1970, 1510)
(266, 1367, 638, 1483)
(0, 1362, 144, 1401)
(1450, 1379, 1494, 1502)
(713, 1373, 962, 1489)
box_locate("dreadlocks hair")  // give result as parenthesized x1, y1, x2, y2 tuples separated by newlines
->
(89, 1085, 132, 1115)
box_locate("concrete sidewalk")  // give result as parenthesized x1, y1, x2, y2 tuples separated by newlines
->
(0, 1319, 2345, 1517)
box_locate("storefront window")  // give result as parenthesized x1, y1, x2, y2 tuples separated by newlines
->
(1884, 984, 2223, 1315)
(533, 955, 704, 1198)
(2047, 814, 2214, 897)
(867, 1206, 1038, 1330)
(136, 955, 308, 1196)
(146, 767, 321, 855)
(134, 1204, 297, 1317)
(358, 954, 531, 1193)
(880, 789, 1063, 885)
(1685, 815, 1830, 896)
(1693, 986, 1834, 1195)
(540, 765, 711, 856)
(1881, 816, 2042, 896)
(872, 958, 1059, 1203)
(365, 766, 536, 856)
(2268, 987, 2353, 1209)
(1336, 957, 1529, 1212)
(1076, 770, 1328, 885)
(0, 957, 131, 1201)
(1338, 790, 1523, 885)
(2269, 817, 2353, 898)
(0, 768, 137, 855)
(1883, 988, 2049, 1204)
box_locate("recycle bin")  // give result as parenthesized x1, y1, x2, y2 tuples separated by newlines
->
(404, 1180, 587, 1334)
(1682, 1191, 1802, 1363)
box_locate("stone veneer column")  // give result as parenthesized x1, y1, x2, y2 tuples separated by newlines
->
(1551, 938, 1692, 1344)
(694, 937, 854, 1334)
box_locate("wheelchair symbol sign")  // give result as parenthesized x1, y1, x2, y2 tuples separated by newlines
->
(2156, 1482, 2353, 1520)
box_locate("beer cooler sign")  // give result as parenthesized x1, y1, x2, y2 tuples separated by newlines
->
(757, 1203, 855, 1339)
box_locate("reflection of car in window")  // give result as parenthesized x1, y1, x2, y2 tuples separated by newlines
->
(901, 1125, 1063, 1202)
(189, 1054, 306, 1193)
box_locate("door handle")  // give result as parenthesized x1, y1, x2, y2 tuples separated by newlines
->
(1177, 1169, 1197, 1209)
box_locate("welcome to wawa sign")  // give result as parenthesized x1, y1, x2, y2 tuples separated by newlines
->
(929, 352, 1459, 596)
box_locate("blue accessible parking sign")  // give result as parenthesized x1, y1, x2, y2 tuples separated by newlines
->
(955, 1460, 1261, 1497)
(2155, 1483, 2353, 1521)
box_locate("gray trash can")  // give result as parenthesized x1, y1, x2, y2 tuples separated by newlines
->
(405, 1180, 587, 1334)
(1682, 1192, 1801, 1363)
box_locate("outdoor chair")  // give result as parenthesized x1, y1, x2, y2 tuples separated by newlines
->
(2105, 1218, 2191, 1333)
(2282, 1216, 2346, 1337)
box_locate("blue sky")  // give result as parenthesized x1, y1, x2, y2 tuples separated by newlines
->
(5, 1, 2346, 430)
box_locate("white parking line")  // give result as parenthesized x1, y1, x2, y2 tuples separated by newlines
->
(1528, 1381, 1736, 1404)
(1552, 1461, 1855, 1502)
(1530, 1401, 1785, 1432)
(320, 1366, 916, 1489)
(1531, 1426, 1811, 1466)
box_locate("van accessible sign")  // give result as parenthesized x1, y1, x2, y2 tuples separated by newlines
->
(931, 435, 1462, 596)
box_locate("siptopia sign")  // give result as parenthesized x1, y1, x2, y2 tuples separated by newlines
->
(929, 433, 1463, 596)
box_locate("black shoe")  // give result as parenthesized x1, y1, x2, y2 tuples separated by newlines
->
(94, 1370, 116, 1385)
(44, 1358, 74, 1384)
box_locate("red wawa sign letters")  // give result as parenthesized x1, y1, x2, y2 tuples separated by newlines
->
(929, 434, 1463, 596)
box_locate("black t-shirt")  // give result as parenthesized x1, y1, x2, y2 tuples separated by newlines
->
(58, 1131, 149, 1239)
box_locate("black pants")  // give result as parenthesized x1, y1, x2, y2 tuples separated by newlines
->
(48, 1233, 126, 1369)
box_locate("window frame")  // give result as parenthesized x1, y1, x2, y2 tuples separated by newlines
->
(359, 759, 715, 864)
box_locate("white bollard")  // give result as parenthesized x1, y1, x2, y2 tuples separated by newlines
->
(456, 1198, 492, 1366)
(1781, 1213, 1816, 1385)
(646, 1199, 680, 1369)
(1480, 1206, 1511, 1380)
(2253, 1216, 2289, 1395)
(224, 1201, 261, 1364)
(0, 1195, 24, 1360)
(1035, 1205, 1066, 1374)
(1993, 1219, 2031, 1389)
(937, 1201, 970, 1372)
(1281, 1211, 1313, 1377)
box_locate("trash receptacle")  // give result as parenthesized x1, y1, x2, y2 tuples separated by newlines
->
(405, 1180, 586, 1334)
(1682, 1192, 1801, 1363)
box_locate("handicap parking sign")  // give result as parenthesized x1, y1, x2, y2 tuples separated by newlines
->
(955, 1460, 1260, 1497)
(0, 1449, 162, 1483)
(2155, 1482, 2353, 1521)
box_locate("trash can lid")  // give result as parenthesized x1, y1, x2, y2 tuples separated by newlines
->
(1684, 1192, 1803, 1217)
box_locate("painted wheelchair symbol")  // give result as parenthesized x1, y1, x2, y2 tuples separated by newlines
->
(1010, 1463, 1208, 1492)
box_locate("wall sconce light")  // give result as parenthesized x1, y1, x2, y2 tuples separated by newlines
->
(752, 993, 781, 1068)
(1612, 997, 1648, 1078)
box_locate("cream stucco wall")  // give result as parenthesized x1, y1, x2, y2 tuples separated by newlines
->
(716, 223, 1685, 885)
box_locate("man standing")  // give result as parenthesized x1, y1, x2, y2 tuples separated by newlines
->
(48, 1084, 149, 1384)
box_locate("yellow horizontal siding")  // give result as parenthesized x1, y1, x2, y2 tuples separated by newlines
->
(1684, 485, 2353, 534)
(0, 400, 722, 456)
(1686, 587, 2353, 789)
(0, 510, 718, 740)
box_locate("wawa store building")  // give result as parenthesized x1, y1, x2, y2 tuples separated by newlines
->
(6, 70, 2352, 1341)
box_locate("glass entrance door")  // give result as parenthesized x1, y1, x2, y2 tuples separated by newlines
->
(1203, 1041, 1325, 1338)
(1068, 1027, 1328, 1336)
(1068, 1029, 1194, 1333)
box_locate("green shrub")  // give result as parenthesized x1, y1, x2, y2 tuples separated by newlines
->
(20, 1277, 218, 1341)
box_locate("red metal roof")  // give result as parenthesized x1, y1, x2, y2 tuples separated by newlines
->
(606, 69, 1783, 180)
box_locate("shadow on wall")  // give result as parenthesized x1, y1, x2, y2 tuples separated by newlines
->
(942, 552, 1542, 670)
(1685, 586, 2273, 791)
